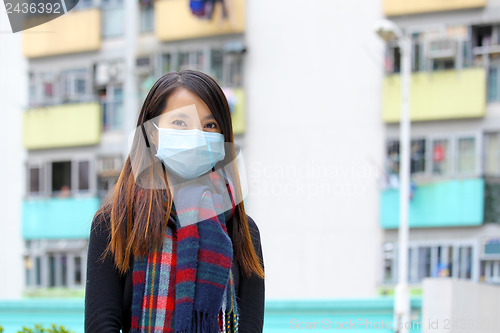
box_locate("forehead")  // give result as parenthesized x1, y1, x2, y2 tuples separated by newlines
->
(161, 87, 211, 116)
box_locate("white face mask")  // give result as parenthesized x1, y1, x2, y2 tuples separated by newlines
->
(153, 123, 226, 180)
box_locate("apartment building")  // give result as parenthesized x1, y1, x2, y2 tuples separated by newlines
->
(21, 0, 246, 295)
(379, 0, 500, 291)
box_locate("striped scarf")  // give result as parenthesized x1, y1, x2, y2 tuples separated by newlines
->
(131, 171, 240, 332)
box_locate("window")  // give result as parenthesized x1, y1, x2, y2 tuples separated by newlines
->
(410, 139, 426, 174)
(210, 49, 224, 82)
(60, 69, 88, 103)
(29, 71, 37, 106)
(139, 0, 154, 33)
(78, 161, 90, 191)
(161, 42, 245, 87)
(488, 65, 500, 102)
(383, 242, 394, 283)
(74, 256, 82, 284)
(226, 54, 243, 87)
(386, 140, 400, 175)
(178, 51, 205, 72)
(386, 139, 426, 175)
(432, 138, 451, 175)
(29, 71, 57, 106)
(411, 33, 424, 72)
(383, 241, 475, 284)
(481, 260, 500, 283)
(28, 165, 43, 195)
(472, 25, 493, 48)
(40, 72, 56, 104)
(100, 85, 124, 131)
(392, 46, 401, 73)
(30, 160, 92, 197)
(457, 137, 476, 174)
(417, 247, 432, 281)
(24, 240, 88, 289)
(209, 46, 244, 87)
(432, 59, 455, 70)
(162, 53, 172, 73)
(102, 0, 124, 38)
(97, 156, 122, 200)
(484, 132, 500, 174)
(52, 161, 72, 196)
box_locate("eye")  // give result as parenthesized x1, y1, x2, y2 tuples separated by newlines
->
(204, 122, 218, 129)
(172, 119, 187, 127)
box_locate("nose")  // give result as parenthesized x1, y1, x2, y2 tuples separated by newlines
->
(189, 123, 203, 131)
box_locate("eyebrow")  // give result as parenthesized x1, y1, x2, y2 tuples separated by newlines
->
(167, 112, 190, 119)
(165, 112, 215, 121)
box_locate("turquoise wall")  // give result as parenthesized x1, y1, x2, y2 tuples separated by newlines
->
(380, 178, 484, 228)
(22, 197, 100, 239)
(0, 297, 422, 333)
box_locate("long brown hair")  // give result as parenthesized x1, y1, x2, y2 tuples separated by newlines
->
(94, 70, 264, 280)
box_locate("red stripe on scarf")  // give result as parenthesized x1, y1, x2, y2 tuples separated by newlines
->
(198, 249, 232, 268)
(177, 267, 196, 283)
(196, 278, 226, 289)
(176, 296, 193, 304)
(177, 224, 198, 240)
(133, 271, 145, 284)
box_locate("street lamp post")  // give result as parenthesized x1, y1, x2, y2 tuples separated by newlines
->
(124, 0, 139, 159)
(375, 19, 412, 333)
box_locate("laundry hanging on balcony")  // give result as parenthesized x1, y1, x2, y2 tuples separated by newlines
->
(189, 0, 228, 19)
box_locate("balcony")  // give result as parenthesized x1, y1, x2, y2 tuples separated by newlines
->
(155, 0, 245, 42)
(22, 8, 101, 58)
(383, 0, 487, 16)
(23, 102, 101, 150)
(382, 68, 486, 123)
(22, 197, 100, 239)
(380, 178, 484, 228)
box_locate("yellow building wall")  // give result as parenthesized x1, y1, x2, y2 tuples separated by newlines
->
(23, 8, 101, 58)
(382, 68, 486, 122)
(155, 0, 245, 41)
(384, 0, 487, 16)
(23, 102, 101, 149)
(231, 88, 245, 135)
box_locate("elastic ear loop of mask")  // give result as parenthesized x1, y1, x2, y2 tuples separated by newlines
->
(141, 123, 151, 148)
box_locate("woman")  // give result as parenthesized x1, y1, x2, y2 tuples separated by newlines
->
(85, 70, 265, 332)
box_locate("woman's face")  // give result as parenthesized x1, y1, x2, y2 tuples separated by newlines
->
(157, 87, 221, 134)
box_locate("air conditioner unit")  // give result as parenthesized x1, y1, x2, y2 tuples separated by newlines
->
(426, 37, 458, 59)
(108, 61, 124, 82)
(95, 62, 110, 86)
(95, 61, 124, 85)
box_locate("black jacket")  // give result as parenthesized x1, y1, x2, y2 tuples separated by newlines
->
(84, 212, 265, 332)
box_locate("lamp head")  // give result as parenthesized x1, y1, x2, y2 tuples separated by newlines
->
(374, 19, 403, 42)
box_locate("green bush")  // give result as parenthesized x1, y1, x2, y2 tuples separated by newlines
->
(16, 324, 75, 333)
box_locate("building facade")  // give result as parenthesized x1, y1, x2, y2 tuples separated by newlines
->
(379, 0, 500, 292)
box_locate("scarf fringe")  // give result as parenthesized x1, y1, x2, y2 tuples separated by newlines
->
(174, 309, 239, 333)
(224, 309, 239, 333)
(173, 310, 232, 333)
